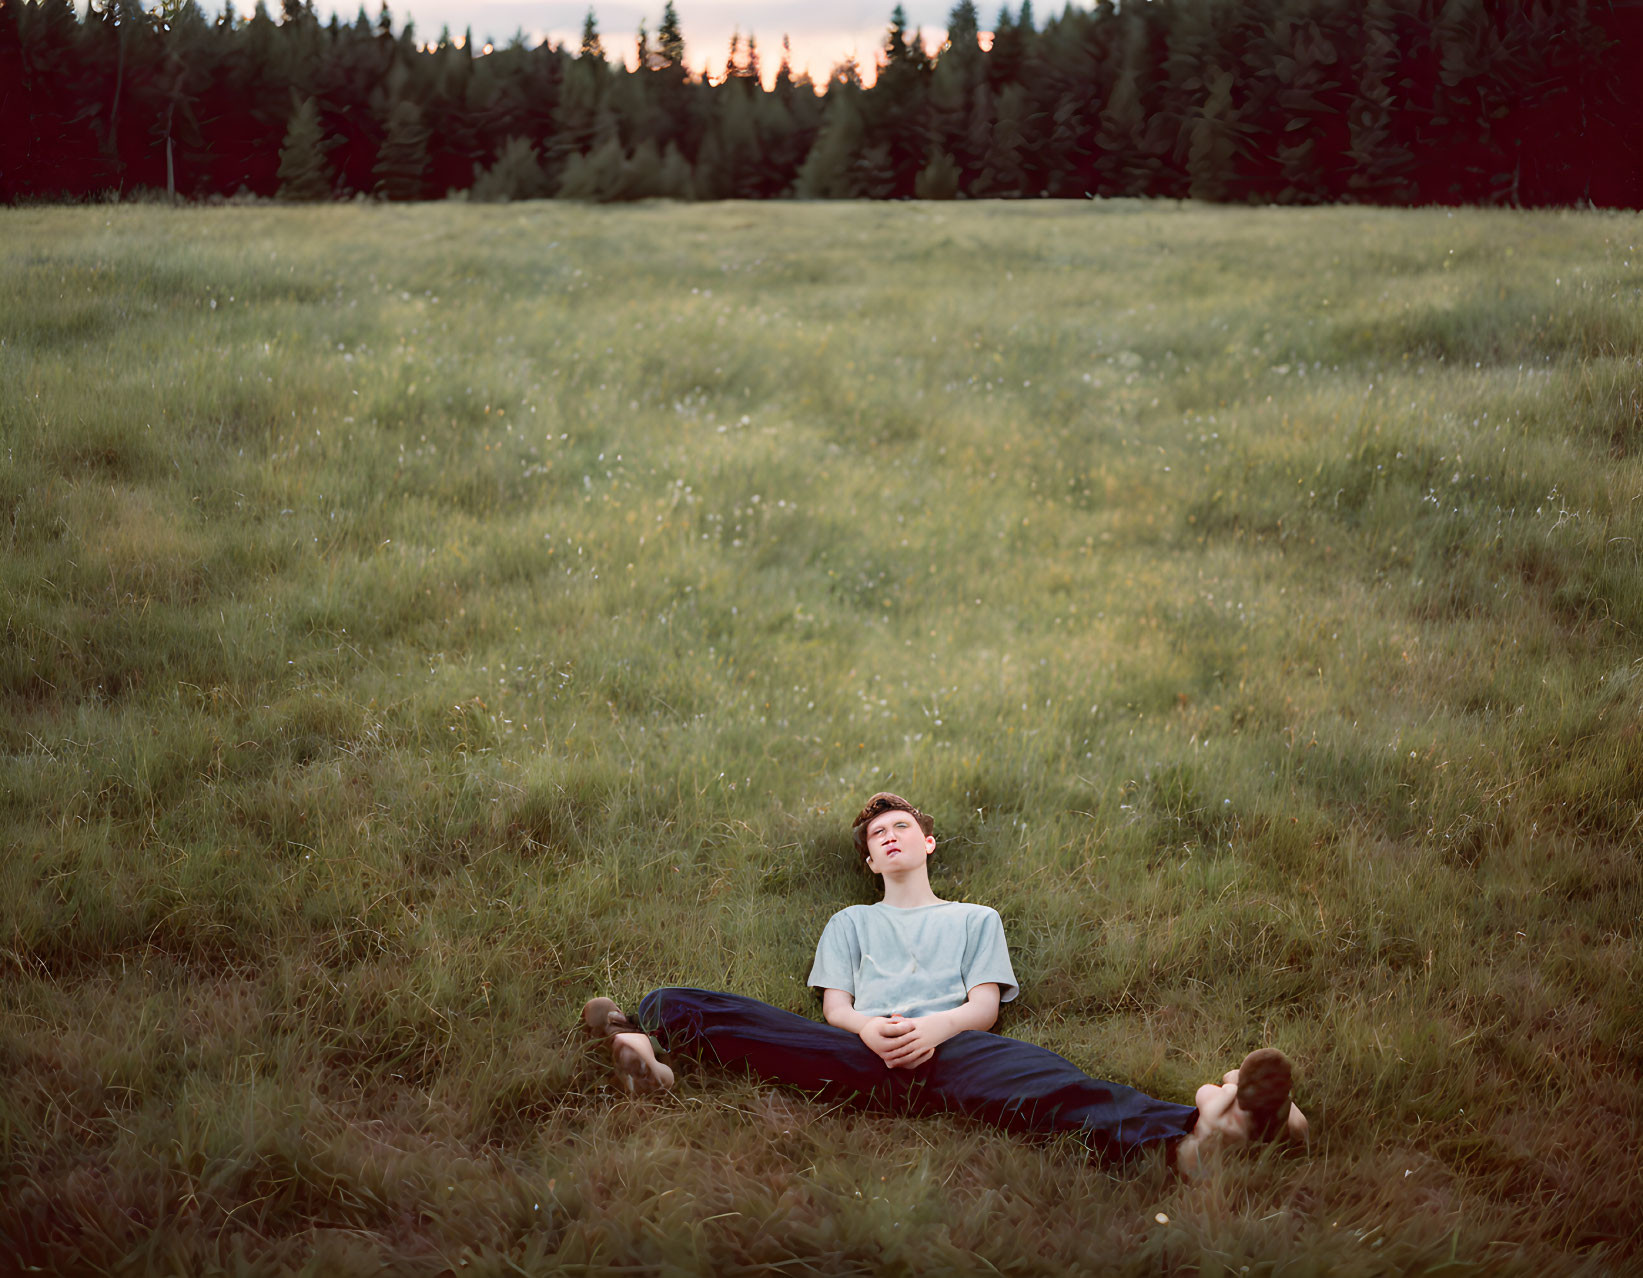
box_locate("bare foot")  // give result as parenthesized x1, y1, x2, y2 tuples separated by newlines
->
(609, 1031, 675, 1093)
(1173, 1050, 1306, 1179)
(582, 997, 675, 1094)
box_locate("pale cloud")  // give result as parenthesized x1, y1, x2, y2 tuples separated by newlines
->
(313, 1, 976, 84)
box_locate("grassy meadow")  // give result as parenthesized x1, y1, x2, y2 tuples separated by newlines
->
(2, 198, 1641, 1275)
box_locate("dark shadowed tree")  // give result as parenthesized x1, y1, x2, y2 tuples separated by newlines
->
(277, 93, 335, 197)
(914, 148, 960, 197)
(795, 71, 863, 198)
(470, 134, 548, 200)
(579, 8, 603, 62)
(374, 97, 428, 198)
(1345, 0, 1415, 204)
(2, 0, 1639, 207)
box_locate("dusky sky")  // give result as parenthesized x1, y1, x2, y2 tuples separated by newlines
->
(306, 1, 980, 85)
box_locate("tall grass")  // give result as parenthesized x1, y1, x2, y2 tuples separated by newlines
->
(2, 200, 1640, 1274)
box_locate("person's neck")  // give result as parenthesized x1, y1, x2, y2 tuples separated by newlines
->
(879, 870, 942, 910)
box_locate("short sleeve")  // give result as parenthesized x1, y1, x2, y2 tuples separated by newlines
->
(806, 910, 861, 996)
(961, 907, 1020, 1004)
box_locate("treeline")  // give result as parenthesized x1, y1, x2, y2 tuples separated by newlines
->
(4, 0, 1639, 207)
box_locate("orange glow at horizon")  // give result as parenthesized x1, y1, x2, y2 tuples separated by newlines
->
(480, 24, 974, 90)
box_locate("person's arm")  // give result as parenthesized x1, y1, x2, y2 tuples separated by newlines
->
(826, 984, 1002, 1070)
(876, 983, 1000, 1069)
(822, 987, 903, 1066)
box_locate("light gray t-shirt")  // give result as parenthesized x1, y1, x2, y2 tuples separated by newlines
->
(806, 901, 1020, 1019)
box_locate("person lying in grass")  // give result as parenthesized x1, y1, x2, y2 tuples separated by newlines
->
(584, 791, 1308, 1177)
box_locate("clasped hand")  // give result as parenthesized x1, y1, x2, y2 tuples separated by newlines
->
(859, 1013, 950, 1069)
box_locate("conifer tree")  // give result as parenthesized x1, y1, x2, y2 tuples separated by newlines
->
(867, 4, 932, 196)
(988, 4, 1024, 88)
(750, 88, 800, 194)
(656, 1, 685, 70)
(2, 0, 1636, 208)
(579, 8, 604, 63)
(977, 82, 1026, 195)
(795, 80, 863, 198)
(558, 133, 625, 200)
(623, 137, 664, 197)
(276, 94, 334, 199)
(914, 148, 960, 198)
(698, 82, 761, 197)
(773, 35, 794, 103)
(470, 134, 548, 200)
(964, 82, 994, 189)
(929, 2, 984, 187)
(1037, 4, 1111, 198)
(548, 55, 601, 171)
(693, 128, 727, 198)
(373, 97, 429, 199)
(947, 1, 980, 49)
(1093, 15, 1164, 196)
(1346, 0, 1414, 203)
(658, 140, 693, 198)
(851, 142, 897, 198)
(1268, 11, 1343, 203)
(1183, 69, 1237, 201)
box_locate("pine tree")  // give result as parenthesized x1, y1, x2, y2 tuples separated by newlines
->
(548, 55, 601, 172)
(795, 83, 863, 197)
(1345, 0, 1414, 203)
(774, 34, 794, 103)
(659, 140, 693, 198)
(988, 4, 1024, 87)
(1037, 4, 1112, 198)
(1430, 0, 1511, 203)
(914, 149, 960, 198)
(1183, 69, 1237, 201)
(8, 0, 1630, 211)
(557, 133, 625, 200)
(977, 82, 1026, 195)
(886, 5, 912, 65)
(701, 82, 761, 197)
(373, 98, 429, 199)
(1157, 0, 1218, 198)
(866, 3, 932, 197)
(470, 134, 548, 200)
(277, 94, 334, 199)
(1093, 15, 1164, 196)
(579, 8, 604, 62)
(1267, 9, 1344, 203)
(929, 2, 985, 187)
(656, 1, 685, 70)
(751, 89, 800, 195)
(964, 82, 994, 189)
(693, 128, 727, 198)
(623, 137, 664, 197)
(851, 142, 897, 198)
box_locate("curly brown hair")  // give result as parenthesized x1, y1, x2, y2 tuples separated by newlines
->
(850, 793, 935, 869)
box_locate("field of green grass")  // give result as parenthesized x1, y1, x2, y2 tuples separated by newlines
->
(2, 198, 1640, 1275)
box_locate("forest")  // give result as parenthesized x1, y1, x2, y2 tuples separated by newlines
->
(3, 0, 1641, 208)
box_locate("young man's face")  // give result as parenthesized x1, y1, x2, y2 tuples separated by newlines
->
(862, 807, 935, 876)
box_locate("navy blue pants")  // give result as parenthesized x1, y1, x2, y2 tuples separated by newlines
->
(636, 987, 1198, 1162)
